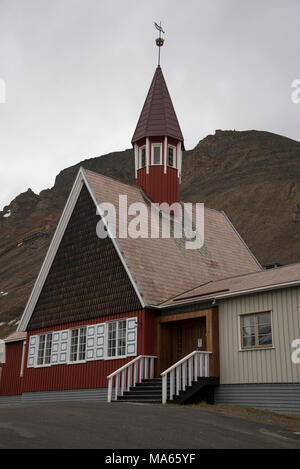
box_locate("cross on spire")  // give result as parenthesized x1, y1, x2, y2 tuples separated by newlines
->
(154, 21, 165, 67)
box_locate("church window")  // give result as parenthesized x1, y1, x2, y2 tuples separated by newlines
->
(152, 143, 162, 165)
(69, 327, 87, 362)
(37, 333, 52, 366)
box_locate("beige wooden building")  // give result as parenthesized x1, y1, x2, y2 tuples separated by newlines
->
(162, 263, 300, 415)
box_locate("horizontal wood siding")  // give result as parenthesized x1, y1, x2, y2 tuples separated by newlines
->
(0, 341, 23, 395)
(219, 286, 300, 384)
(23, 309, 154, 393)
(21, 388, 109, 404)
(214, 383, 300, 416)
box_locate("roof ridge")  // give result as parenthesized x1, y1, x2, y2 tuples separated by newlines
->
(144, 67, 159, 136)
(159, 67, 168, 136)
(83, 168, 139, 190)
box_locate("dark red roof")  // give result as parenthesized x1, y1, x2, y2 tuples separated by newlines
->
(132, 66, 184, 144)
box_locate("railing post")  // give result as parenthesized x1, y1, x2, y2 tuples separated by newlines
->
(115, 374, 119, 401)
(200, 353, 204, 376)
(162, 375, 167, 404)
(145, 356, 149, 379)
(194, 353, 199, 381)
(127, 365, 132, 391)
(107, 377, 112, 403)
(121, 369, 126, 396)
(170, 370, 175, 401)
(205, 353, 209, 377)
(134, 361, 138, 386)
(182, 362, 186, 391)
(176, 366, 181, 395)
(150, 357, 154, 379)
(188, 357, 193, 386)
(139, 357, 144, 383)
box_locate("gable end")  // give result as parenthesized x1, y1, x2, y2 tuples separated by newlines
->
(27, 185, 141, 330)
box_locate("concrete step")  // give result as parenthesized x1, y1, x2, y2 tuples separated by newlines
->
(116, 396, 162, 403)
(123, 389, 162, 396)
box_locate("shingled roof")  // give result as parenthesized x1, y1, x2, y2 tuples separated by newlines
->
(85, 169, 261, 305)
(131, 66, 184, 144)
(160, 263, 300, 306)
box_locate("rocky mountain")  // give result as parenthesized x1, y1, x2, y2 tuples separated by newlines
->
(0, 130, 299, 338)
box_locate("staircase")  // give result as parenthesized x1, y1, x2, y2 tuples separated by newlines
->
(116, 378, 163, 404)
(116, 376, 219, 405)
(107, 352, 219, 405)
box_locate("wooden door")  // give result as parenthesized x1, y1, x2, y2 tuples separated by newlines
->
(173, 318, 206, 362)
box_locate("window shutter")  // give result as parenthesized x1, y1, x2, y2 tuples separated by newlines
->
(51, 331, 61, 365)
(59, 330, 69, 364)
(86, 323, 105, 361)
(86, 325, 96, 361)
(27, 335, 38, 368)
(126, 317, 138, 356)
(95, 323, 105, 360)
(50, 330, 68, 365)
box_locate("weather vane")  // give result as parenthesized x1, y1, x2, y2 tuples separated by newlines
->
(154, 21, 165, 67)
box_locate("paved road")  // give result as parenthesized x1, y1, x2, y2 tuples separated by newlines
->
(0, 401, 299, 449)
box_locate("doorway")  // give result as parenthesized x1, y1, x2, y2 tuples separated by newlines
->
(158, 317, 206, 372)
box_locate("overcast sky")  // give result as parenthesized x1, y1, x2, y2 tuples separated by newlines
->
(0, 0, 299, 210)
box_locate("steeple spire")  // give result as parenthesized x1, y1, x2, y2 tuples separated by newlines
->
(131, 26, 184, 206)
(132, 66, 184, 144)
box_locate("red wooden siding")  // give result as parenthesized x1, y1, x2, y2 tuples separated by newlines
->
(22, 309, 156, 393)
(137, 165, 179, 206)
(140, 309, 156, 356)
(136, 136, 180, 206)
(0, 341, 23, 395)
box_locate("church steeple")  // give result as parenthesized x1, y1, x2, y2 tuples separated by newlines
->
(132, 27, 184, 206)
(132, 66, 184, 144)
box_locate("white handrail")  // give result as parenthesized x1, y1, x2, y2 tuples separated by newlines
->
(107, 355, 157, 402)
(160, 351, 212, 404)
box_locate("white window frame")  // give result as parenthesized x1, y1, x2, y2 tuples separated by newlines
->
(105, 319, 127, 360)
(151, 143, 162, 165)
(238, 310, 274, 351)
(68, 326, 87, 364)
(36, 332, 53, 367)
(139, 145, 146, 169)
(167, 145, 176, 168)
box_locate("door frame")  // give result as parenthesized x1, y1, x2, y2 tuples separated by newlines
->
(155, 307, 219, 377)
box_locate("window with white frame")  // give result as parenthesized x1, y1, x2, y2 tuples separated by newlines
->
(152, 144, 162, 165)
(107, 319, 127, 358)
(69, 327, 87, 362)
(37, 333, 52, 365)
(139, 146, 146, 168)
(168, 145, 176, 167)
(240, 312, 272, 349)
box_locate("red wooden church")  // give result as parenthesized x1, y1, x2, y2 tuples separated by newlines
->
(0, 58, 263, 405)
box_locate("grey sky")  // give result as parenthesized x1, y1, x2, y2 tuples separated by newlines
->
(0, 0, 299, 210)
